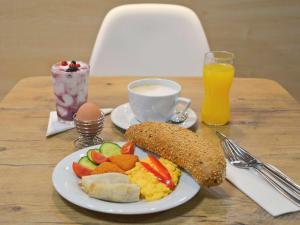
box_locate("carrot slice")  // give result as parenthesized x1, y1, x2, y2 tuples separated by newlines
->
(91, 162, 125, 175)
(108, 154, 138, 171)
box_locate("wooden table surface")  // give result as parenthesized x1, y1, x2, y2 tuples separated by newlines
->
(0, 76, 299, 225)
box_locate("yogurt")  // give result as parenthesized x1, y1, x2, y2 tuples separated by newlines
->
(51, 61, 89, 121)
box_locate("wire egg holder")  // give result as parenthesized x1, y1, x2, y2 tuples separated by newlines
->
(73, 111, 105, 149)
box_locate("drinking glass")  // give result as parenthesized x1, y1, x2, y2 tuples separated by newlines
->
(201, 51, 235, 125)
(51, 61, 89, 122)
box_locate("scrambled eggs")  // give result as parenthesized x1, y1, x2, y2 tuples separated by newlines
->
(127, 157, 181, 201)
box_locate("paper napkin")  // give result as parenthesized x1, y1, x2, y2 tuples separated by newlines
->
(46, 108, 113, 137)
(226, 160, 300, 216)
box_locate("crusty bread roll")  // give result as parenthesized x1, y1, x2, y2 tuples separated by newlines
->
(125, 122, 226, 187)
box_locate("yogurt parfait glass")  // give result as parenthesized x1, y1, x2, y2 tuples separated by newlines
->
(51, 60, 89, 122)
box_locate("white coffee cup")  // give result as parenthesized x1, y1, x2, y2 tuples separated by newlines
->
(128, 78, 191, 122)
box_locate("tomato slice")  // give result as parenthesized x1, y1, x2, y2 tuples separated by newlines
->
(91, 150, 108, 164)
(121, 141, 135, 154)
(72, 162, 92, 178)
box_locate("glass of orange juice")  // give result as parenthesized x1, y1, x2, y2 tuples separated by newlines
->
(201, 51, 235, 125)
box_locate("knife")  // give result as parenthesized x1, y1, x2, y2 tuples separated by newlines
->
(217, 131, 300, 195)
(234, 143, 300, 195)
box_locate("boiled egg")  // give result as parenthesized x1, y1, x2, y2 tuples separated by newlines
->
(76, 102, 101, 121)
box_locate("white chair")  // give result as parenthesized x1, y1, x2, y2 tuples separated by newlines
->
(89, 4, 210, 76)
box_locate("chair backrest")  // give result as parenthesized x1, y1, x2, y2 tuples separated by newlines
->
(89, 4, 210, 76)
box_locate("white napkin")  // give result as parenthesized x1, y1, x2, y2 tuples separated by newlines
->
(46, 108, 113, 137)
(226, 160, 300, 216)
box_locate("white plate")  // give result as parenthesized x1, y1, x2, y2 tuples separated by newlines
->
(52, 142, 200, 215)
(111, 103, 198, 130)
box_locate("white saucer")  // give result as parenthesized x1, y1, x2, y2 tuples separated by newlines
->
(111, 103, 198, 130)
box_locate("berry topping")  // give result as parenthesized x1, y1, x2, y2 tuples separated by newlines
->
(61, 61, 68, 66)
(66, 67, 78, 72)
(67, 60, 79, 72)
(75, 63, 81, 67)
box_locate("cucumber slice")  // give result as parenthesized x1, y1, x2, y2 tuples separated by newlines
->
(99, 142, 121, 157)
(78, 156, 97, 170)
(87, 149, 96, 163)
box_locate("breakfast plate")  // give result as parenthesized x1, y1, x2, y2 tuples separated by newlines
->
(52, 142, 200, 215)
(111, 103, 198, 130)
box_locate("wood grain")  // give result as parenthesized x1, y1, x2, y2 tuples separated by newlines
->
(0, 76, 299, 224)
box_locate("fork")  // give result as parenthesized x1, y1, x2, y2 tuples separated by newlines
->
(229, 141, 300, 195)
(218, 132, 300, 207)
(217, 131, 300, 192)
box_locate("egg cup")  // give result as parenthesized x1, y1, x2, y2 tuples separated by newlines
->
(73, 111, 105, 149)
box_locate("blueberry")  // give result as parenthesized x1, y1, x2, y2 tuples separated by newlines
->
(66, 67, 78, 72)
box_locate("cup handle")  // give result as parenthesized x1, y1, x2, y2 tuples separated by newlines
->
(175, 97, 191, 114)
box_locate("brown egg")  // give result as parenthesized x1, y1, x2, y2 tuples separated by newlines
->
(76, 102, 101, 121)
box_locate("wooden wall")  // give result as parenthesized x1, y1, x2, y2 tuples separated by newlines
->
(0, 0, 299, 101)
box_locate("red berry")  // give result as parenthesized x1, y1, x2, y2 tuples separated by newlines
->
(75, 63, 80, 67)
(69, 63, 76, 68)
(61, 61, 68, 66)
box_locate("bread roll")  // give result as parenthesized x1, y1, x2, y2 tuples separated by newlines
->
(125, 122, 226, 187)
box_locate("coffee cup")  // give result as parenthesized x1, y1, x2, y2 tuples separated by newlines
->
(128, 78, 191, 122)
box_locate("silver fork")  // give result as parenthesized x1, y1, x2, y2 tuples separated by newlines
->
(217, 131, 300, 193)
(217, 131, 300, 207)
(230, 141, 300, 195)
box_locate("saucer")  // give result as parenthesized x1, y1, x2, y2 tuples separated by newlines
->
(111, 103, 198, 130)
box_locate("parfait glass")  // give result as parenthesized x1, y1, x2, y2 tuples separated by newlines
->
(51, 61, 89, 123)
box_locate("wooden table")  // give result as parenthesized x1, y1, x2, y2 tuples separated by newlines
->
(0, 76, 299, 225)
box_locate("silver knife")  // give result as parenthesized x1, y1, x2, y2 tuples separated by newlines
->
(217, 131, 300, 194)
(217, 131, 300, 206)
(232, 142, 300, 195)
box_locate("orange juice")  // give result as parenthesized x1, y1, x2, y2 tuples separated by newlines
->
(201, 63, 234, 125)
